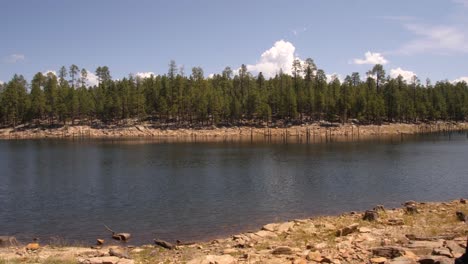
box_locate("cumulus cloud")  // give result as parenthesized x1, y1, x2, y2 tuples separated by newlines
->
(0, 80, 4, 85)
(247, 40, 303, 78)
(135, 72, 155, 79)
(352, 51, 388, 65)
(326, 73, 343, 83)
(85, 70, 99, 87)
(4, 53, 25, 63)
(390, 67, 417, 82)
(397, 24, 468, 55)
(452, 76, 468, 83)
(43, 70, 57, 76)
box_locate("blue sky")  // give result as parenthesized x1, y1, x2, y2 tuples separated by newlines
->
(1, 0, 468, 85)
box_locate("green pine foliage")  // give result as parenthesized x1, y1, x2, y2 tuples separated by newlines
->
(0, 62, 467, 127)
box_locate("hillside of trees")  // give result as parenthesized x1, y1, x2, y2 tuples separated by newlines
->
(0, 59, 467, 128)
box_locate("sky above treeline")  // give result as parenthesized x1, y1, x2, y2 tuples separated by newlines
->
(1, 0, 468, 86)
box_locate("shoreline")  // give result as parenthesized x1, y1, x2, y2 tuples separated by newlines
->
(1, 199, 467, 263)
(0, 121, 467, 141)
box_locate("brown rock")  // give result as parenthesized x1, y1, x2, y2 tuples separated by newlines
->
(374, 205, 386, 211)
(387, 256, 417, 264)
(271, 246, 293, 255)
(154, 239, 175, 250)
(109, 247, 129, 259)
(336, 223, 359, 236)
(406, 240, 444, 256)
(432, 247, 452, 258)
(461, 198, 467, 204)
(405, 205, 418, 214)
(370, 257, 388, 263)
(96, 239, 105, 245)
(456, 211, 467, 222)
(371, 246, 405, 258)
(87, 256, 121, 264)
(418, 256, 452, 264)
(363, 210, 379, 221)
(445, 240, 465, 256)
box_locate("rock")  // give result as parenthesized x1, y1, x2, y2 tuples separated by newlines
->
(388, 218, 405, 226)
(277, 221, 295, 233)
(335, 223, 359, 236)
(456, 211, 467, 222)
(307, 242, 328, 250)
(154, 239, 175, 249)
(87, 256, 121, 264)
(372, 246, 405, 258)
(446, 240, 466, 256)
(418, 256, 453, 264)
(187, 254, 237, 264)
(262, 223, 279, 232)
(406, 240, 444, 256)
(306, 251, 323, 262)
(461, 198, 467, 204)
(363, 210, 379, 221)
(371, 257, 388, 263)
(271, 246, 293, 255)
(405, 205, 418, 214)
(0, 236, 19, 247)
(359, 227, 372, 233)
(388, 256, 418, 264)
(97, 239, 105, 245)
(432, 247, 452, 258)
(26, 242, 39, 250)
(293, 258, 307, 264)
(109, 247, 129, 259)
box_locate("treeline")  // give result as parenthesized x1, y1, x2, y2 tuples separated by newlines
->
(0, 60, 467, 127)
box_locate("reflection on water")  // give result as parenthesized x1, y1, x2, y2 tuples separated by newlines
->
(0, 131, 467, 245)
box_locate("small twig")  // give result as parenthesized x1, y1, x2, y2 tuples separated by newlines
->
(104, 224, 116, 234)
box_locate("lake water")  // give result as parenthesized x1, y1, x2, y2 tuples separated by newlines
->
(0, 132, 467, 245)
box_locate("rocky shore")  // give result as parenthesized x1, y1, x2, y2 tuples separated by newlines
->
(0, 122, 467, 141)
(1, 199, 467, 264)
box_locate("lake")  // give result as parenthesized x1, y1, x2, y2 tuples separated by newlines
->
(0, 132, 467, 245)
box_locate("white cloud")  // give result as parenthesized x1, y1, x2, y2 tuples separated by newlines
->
(208, 73, 215, 79)
(452, 76, 468, 83)
(0, 80, 4, 85)
(43, 70, 57, 76)
(85, 70, 99, 87)
(247, 40, 303, 78)
(135, 72, 155, 79)
(397, 24, 468, 55)
(4, 53, 25, 63)
(352, 51, 388, 65)
(326, 73, 343, 83)
(390, 67, 417, 82)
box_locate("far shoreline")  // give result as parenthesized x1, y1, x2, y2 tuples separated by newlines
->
(0, 121, 467, 141)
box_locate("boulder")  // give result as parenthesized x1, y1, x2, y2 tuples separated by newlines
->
(363, 210, 379, 221)
(306, 251, 323, 262)
(277, 222, 295, 233)
(109, 247, 130, 259)
(456, 211, 467, 222)
(406, 240, 444, 256)
(418, 256, 452, 264)
(370, 257, 388, 263)
(432, 247, 452, 258)
(262, 223, 279, 232)
(371, 246, 405, 258)
(405, 205, 418, 214)
(387, 218, 405, 226)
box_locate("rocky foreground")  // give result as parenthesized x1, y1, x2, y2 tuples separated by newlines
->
(1, 199, 467, 264)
